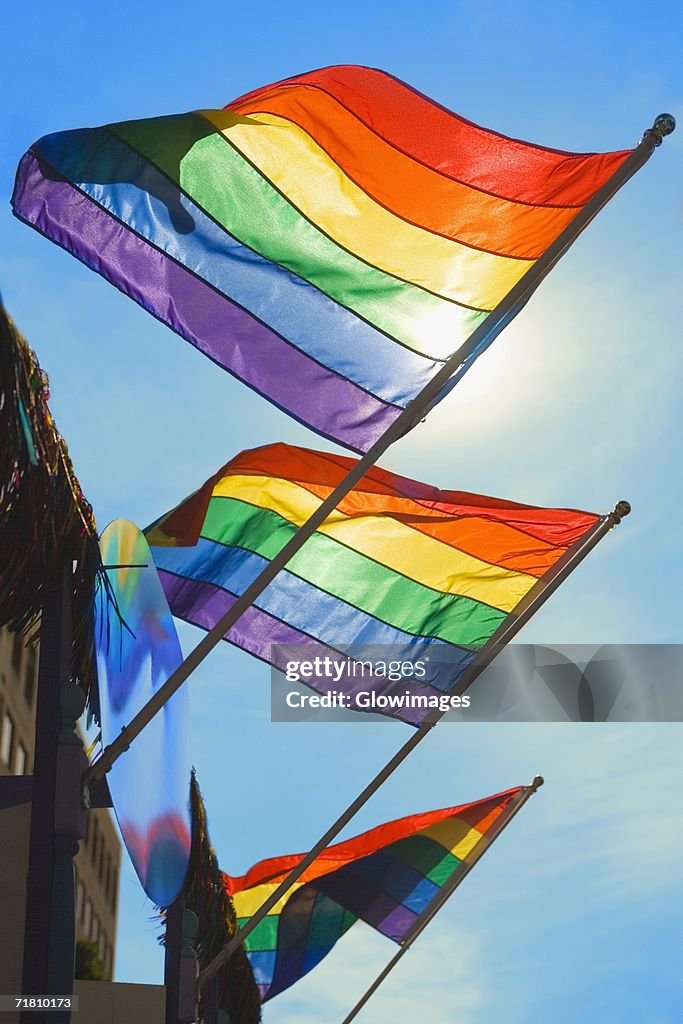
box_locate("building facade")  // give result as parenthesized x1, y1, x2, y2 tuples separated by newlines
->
(0, 627, 121, 979)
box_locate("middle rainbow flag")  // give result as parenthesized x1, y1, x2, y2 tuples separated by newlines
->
(146, 443, 599, 724)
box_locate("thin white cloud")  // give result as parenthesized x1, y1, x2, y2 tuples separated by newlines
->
(268, 922, 487, 1024)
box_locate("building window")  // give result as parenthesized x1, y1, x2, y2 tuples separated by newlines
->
(75, 880, 84, 922)
(1, 712, 14, 766)
(98, 933, 106, 963)
(83, 899, 92, 938)
(92, 915, 99, 944)
(11, 633, 23, 675)
(110, 870, 118, 911)
(14, 742, 27, 776)
(24, 647, 37, 706)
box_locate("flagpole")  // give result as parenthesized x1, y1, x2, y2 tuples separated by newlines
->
(195, 500, 628, 989)
(82, 112, 673, 798)
(338, 776, 544, 1024)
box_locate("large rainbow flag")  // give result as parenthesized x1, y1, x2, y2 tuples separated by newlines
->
(225, 787, 523, 1001)
(146, 443, 600, 724)
(12, 66, 632, 452)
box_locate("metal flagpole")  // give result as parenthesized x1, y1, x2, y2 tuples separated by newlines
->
(338, 776, 544, 1024)
(82, 112, 673, 798)
(195, 501, 628, 988)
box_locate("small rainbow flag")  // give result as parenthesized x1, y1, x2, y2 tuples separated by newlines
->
(225, 787, 523, 1001)
(146, 443, 599, 724)
(12, 66, 631, 451)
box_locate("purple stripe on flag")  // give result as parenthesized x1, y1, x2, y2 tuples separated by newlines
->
(158, 571, 435, 725)
(12, 151, 400, 452)
(378, 902, 418, 942)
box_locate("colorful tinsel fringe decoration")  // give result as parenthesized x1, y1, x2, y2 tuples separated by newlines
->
(162, 772, 261, 1024)
(0, 300, 100, 701)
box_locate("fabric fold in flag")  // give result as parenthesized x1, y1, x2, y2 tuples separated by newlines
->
(12, 65, 632, 451)
(145, 443, 600, 725)
(225, 787, 523, 1001)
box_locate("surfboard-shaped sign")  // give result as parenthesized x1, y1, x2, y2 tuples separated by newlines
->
(95, 519, 192, 907)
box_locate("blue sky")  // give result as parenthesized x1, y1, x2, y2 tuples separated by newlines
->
(2, 2, 682, 1021)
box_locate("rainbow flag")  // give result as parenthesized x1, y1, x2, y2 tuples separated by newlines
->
(146, 443, 599, 724)
(12, 66, 631, 452)
(225, 787, 523, 1001)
